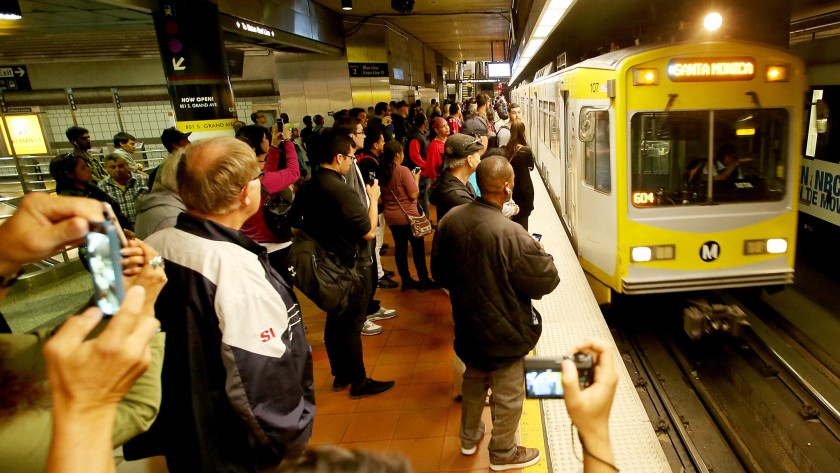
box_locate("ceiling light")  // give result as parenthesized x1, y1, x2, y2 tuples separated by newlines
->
(341, 0, 352, 11)
(704, 12, 723, 31)
(0, 0, 22, 20)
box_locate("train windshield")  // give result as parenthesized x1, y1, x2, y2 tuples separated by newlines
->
(630, 109, 788, 207)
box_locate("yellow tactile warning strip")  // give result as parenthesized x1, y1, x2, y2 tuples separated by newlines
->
(521, 395, 550, 473)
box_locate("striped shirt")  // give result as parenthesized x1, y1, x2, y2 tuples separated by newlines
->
(99, 173, 149, 225)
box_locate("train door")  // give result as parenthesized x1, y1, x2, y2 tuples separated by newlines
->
(530, 94, 538, 164)
(565, 96, 578, 244)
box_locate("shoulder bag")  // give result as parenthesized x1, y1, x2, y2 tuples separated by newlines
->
(285, 230, 362, 312)
(390, 187, 432, 239)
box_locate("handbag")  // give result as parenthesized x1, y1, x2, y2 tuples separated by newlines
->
(285, 230, 363, 312)
(263, 185, 295, 242)
(390, 188, 432, 238)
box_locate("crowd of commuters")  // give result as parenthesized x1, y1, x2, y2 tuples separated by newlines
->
(0, 93, 620, 473)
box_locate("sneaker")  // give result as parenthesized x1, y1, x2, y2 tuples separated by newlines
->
(367, 307, 397, 321)
(489, 446, 541, 471)
(460, 422, 486, 455)
(349, 378, 396, 398)
(383, 269, 395, 279)
(332, 377, 351, 391)
(377, 277, 398, 289)
(401, 278, 421, 291)
(361, 320, 382, 336)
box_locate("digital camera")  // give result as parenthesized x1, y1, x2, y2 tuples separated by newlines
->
(524, 353, 594, 399)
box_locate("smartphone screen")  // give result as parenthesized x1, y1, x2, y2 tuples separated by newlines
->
(368, 171, 376, 186)
(85, 220, 125, 316)
(524, 357, 564, 399)
(532, 233, 542, 242)
(276, 118, 284, 127)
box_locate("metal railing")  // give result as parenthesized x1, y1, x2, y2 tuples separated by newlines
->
(0, 148, 167, 285)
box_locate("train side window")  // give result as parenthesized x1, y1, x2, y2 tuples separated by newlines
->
(581, 108, 611, 193)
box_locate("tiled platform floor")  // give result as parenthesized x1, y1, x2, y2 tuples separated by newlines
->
(118, 221, 526, 473)
(298, 224, 523, 473)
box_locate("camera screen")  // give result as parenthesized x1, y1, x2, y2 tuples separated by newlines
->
(85, 230, 123, 315)
(525, 367, 564, 399)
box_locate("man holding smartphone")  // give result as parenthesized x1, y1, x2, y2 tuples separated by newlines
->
(431, 156, 560, 471)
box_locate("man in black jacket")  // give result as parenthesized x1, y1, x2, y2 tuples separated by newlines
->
(431, 156, 560, 471)
(428, 134, 482, 220)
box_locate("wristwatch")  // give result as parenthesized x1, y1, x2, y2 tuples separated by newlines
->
(0, 268, 23, 288)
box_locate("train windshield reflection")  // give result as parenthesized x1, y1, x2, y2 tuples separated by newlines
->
(630, 109, 788, 206)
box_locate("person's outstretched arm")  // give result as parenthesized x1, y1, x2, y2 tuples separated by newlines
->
(562, 337, 619, 473)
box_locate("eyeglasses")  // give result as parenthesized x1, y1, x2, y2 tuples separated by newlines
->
(352, 131, 365, 136)
(252, 170, 265, 181)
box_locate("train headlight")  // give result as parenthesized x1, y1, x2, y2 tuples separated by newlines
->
(631, 245, 675, 262)
(633, 68, 658, 86)
(744, 238, 787, 255)
(766, 238, 787, 254)
(765, 66, 788, 82)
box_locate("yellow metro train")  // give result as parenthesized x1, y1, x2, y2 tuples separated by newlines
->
(512, 41, 805, 304)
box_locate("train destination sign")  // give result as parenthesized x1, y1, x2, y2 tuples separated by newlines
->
(668, 57, 755, 82)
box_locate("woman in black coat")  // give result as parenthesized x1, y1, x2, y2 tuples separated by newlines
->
(504, 121, 535, 230)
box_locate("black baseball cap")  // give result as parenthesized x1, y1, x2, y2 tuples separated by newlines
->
(444, 134, 484, 159)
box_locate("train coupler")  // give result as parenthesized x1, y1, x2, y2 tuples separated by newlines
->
(683, 298, 749, 340)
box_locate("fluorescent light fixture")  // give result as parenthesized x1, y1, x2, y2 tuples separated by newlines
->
(533, 25, 553, 38)
(0, 0, 22, 20)
(341, 0, 353, 10)
(522, 39, 544, 59)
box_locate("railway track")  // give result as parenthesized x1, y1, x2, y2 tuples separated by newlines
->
(609, 291, 840, 472)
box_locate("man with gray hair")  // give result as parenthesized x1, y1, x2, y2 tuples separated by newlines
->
(132, 137, 315, 472)
(99, 153, 149, 227)
(431, 156, 559, 471)
(428, 134, 483, 220)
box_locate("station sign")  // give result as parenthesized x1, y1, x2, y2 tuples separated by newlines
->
(0, 64, 31, 91)
(349, 63, 389, 78)
(668, 57, 755, 82)
(1, 114, 48, 155)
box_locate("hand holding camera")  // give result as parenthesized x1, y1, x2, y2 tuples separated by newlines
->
(524, 353, 593, 399)
(562, 337, 618, 471)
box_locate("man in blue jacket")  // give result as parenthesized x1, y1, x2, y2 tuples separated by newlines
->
(431, 156, 560, 471)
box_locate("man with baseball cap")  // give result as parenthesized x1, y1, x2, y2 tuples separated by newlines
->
(428, 134, 483, 221)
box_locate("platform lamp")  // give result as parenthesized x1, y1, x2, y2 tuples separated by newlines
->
(341, 0, 352, 11)
(0, 0, 22, 20)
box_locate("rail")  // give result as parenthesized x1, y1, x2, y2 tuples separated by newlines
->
(0, 148, 166, 280)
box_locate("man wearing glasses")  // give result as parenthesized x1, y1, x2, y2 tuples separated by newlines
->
(292, 131, 396, 399)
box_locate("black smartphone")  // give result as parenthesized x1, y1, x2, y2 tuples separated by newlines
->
(368, 171, 376, 186)
(85, 219, 125, 316)
(532, 233, 542, 242)
(412, 167, 422, 175)
(276, 117, 284, 127)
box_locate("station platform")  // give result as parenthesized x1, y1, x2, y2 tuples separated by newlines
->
(527, 169, 670, 472)
(114, 167, 669, 473)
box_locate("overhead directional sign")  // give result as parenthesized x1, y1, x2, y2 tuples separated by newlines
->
(0, 64, 32, 91)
